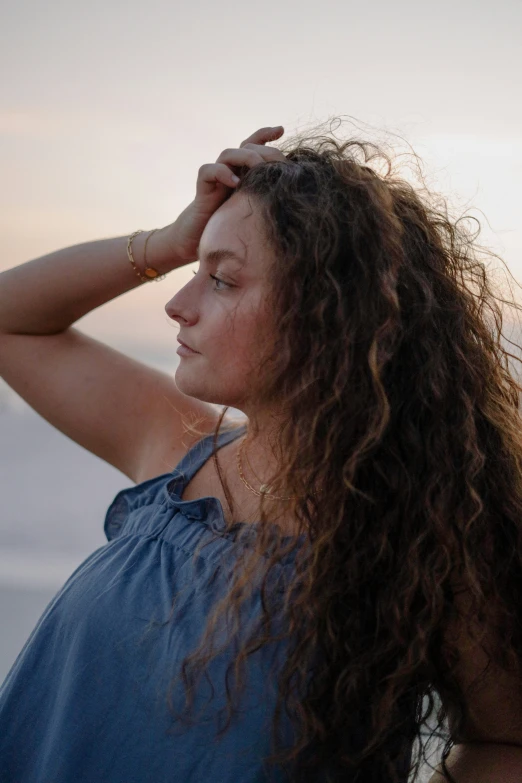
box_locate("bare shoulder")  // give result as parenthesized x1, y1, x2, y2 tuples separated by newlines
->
(136, 387, 239, 483)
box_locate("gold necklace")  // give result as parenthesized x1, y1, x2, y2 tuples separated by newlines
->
(236, 438, 322, 500)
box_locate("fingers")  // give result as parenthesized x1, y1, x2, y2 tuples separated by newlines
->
(240, 125, 284, 148)
(241, 142, 287, 162)
(197, 126, 286, 195)
(215, 145, 285, 171)
(197, 162, 241, 190)
(215, 147, 267, 168)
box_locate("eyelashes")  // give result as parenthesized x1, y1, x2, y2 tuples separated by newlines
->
(192, 270, 232, 291)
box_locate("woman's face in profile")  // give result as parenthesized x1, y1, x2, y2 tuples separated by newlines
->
(164, 193, 275, 413)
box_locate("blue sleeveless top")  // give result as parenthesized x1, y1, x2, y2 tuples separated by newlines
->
(0, 423, 412, 782)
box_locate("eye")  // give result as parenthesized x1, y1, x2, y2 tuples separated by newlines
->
(192, 270, 231, 291)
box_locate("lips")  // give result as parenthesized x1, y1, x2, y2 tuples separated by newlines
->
(177, 337, 198, 353)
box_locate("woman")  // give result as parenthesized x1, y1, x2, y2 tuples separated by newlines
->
(1, 120, 522, 782)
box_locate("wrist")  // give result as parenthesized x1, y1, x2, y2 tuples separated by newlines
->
(132, 226, 186, 277)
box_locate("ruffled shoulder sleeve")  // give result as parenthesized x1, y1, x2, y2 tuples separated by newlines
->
(104, 422, 247, 542)
(103, 471, 175, 541)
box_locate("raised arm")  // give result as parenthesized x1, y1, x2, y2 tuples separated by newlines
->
(0, 125, 286, 483)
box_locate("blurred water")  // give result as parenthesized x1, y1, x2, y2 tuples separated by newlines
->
(0, 386, 132, 680)
(0, 342, 177, 679)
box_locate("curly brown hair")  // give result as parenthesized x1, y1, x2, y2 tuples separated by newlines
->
(162, 117, 522, 782)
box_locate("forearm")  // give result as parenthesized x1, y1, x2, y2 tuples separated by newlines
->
(428, 743, 522, 782)
(0, 226, 183, 335)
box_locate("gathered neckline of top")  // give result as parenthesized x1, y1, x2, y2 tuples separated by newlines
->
(161, 422, 307, 544)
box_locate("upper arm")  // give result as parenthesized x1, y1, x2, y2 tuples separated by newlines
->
(444, 586, 522, 745)
(0, 327, 221, 483)
(429, 744, 522, 783)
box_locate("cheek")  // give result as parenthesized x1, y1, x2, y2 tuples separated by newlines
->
(219, 323, 259, 370)
(210, 299, 269, 365)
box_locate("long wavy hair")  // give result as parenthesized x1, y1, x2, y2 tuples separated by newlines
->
(163, 117, 522, 781)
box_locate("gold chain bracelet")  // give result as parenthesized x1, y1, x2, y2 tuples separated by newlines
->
(127, 229, 166, 282)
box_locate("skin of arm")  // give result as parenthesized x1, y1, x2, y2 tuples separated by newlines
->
(428, 742, 522, 782)
(425, 582, 522, 781)
(0, 228, 178, 336)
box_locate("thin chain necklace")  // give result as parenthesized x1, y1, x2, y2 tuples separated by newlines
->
(236, 437, 322, 500)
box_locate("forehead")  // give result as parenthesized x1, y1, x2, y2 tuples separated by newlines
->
(198, 194, 269, 272)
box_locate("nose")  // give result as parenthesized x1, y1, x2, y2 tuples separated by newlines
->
(164, 276, 197, 325)
(164, 296, 180, 322)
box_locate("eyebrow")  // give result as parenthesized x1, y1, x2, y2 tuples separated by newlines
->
(197, 247, 246, 267)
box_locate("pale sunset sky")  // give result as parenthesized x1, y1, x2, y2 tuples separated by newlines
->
(1, 0, 521, 365)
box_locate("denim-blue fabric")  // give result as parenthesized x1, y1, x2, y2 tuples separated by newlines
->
(0, 423, 412, 782)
